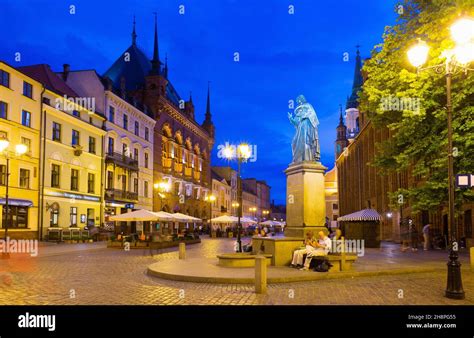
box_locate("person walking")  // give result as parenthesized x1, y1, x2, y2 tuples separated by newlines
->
(422, 223, 431, 251)
(409, 220, 418, 251)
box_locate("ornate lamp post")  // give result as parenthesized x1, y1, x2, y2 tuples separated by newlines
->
(231, 201, 239, 216)
(0, 137, 28, 259)
(205, 194, 216, 234)
(223, 143, 251, 252)
(406, 16, 474, 300)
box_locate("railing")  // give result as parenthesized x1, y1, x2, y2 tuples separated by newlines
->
(105, 152, 139, 170)
(105, 188, 138, 201)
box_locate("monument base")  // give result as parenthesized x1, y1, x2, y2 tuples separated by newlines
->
(284, 226, 328, 238)
(285, 161, 327, 239)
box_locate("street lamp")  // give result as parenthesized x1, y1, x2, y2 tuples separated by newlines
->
(0, 137, 28, 259)
(153, 180, 170, 211)
(223, 143, 252, 252)
(406, 16, 474, 300)
(205, 194, 216, 235)
(231, 201, 239, 216)
(262, 209, 269, 220)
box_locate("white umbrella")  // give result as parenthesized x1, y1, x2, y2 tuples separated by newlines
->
(210, 215, 258, 225)
(172, 212, 202, 223)
(110, 209, 173, 222)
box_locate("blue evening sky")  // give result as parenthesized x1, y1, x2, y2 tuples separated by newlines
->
(0, 0, 399, 204)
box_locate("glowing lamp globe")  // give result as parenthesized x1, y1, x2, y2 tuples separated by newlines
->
(15, 144, 28, 155)
(453, 42, 474, 65)
(450, 17, 474, 44)
(0, 137, 9, 153)
(407, 40, 429, 68)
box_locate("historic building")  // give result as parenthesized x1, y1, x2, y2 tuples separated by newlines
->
(210, 168, 231, 219)
(324, 165, 339, 227)
(19, 64, 106, 239)
(345, 47, 363, 140)
(0, 62, 41, 239)
(211, 166, 238, 215)
(336, 49, 473, 246)
(59, 67, 156, 233)
(242, 178, 271, 220)
(102, 17, 214, 220)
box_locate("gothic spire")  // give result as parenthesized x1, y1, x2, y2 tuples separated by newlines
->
(338, 104, 344, 126)
(132, 15, 137, 46)
(205, 81, 211, 119)
(150, 12, 161, 75)
(346, 45, 364, 109)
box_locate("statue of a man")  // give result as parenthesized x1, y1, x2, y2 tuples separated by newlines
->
(288, 95, 320, 163)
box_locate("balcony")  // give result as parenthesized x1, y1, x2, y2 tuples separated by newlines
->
(105, 152, 139, 171)
(105, 188, 138, 202)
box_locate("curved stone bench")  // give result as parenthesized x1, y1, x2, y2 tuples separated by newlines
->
(217, 253, 272, 268)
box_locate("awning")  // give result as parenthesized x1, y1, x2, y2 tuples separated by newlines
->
(110, 209, 174, 222)
(0, 198, 33, 207)
(337, 208, 382, 222)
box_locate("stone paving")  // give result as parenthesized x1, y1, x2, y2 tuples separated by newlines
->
(0, 238, 472, 305)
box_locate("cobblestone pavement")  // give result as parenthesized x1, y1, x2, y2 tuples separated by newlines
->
(0, 238, 472, 305)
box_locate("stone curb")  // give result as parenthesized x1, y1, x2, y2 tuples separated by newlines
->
(147, 261, 440, 284)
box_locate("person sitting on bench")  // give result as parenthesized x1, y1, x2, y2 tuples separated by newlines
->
(290, 231, 317, 268)
(300, 231, 331, 271)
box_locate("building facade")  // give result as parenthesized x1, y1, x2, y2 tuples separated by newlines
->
(61, 68, 156, 232)
(20, 64, 106, 239)
(0, 62, 41, 239)
(324, 165, 339, 227)
(210, 169, 231, 219)
(212, 166, 238, 215)
(242, 178, 271, 220)
(103, 17, 214, 220)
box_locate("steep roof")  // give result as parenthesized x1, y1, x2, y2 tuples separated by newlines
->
(18, 64, 78, 97)
(346, 47, 364, 109)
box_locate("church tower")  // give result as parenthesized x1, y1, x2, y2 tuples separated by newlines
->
(201, 82, 215, 139)
(345, 46, 363, 140)
(335, 104, 348, 159)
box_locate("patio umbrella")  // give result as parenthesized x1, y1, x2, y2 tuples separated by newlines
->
(109, 209, 174, 222)
(172, 212, 202, 223)
(259, 220, 283, 226)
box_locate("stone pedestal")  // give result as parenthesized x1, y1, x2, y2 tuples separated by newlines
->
(285, 161, 327, 238)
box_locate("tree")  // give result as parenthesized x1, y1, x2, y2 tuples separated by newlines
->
(359, 0, 474, 214)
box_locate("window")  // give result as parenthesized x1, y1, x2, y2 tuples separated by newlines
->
(50, 208, 59, 226)
(87, 208, 95, 227)
(89, 137, 96, 154)
(70, 207, 78, 226)
(72, 110, 80, 117)
(0, 165, 6, 185)
(42, 97, 50, 105)
(332, 203, 338, 210)
(108, 106, 115, 123)
(0, 101, 7, 119)
(0, 70, 9, 87)
(107, 171, 114, 189)
(123, 114, 128, 130)
(145, 152, 149, 168)
(3, 206, 28, 228)
(145, 127, 149, 141)
(72, 130, 80, 146)
(71, 169, 79, 191)
(134, 178, 138, 193)
(21, 137, 31, 154)
(108, 137, 114, 154)
(88, 173, 95, 193)
(134, 148, 138, 161)
(51, 164, 60, 188)
(23, 81, 33, 98)
(19, 169, 30, 188)
(21, 110, 31, 127)
(144, 181, 149, 198)
(134, 121, 139, 136)
(52, 122, 61, 141)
